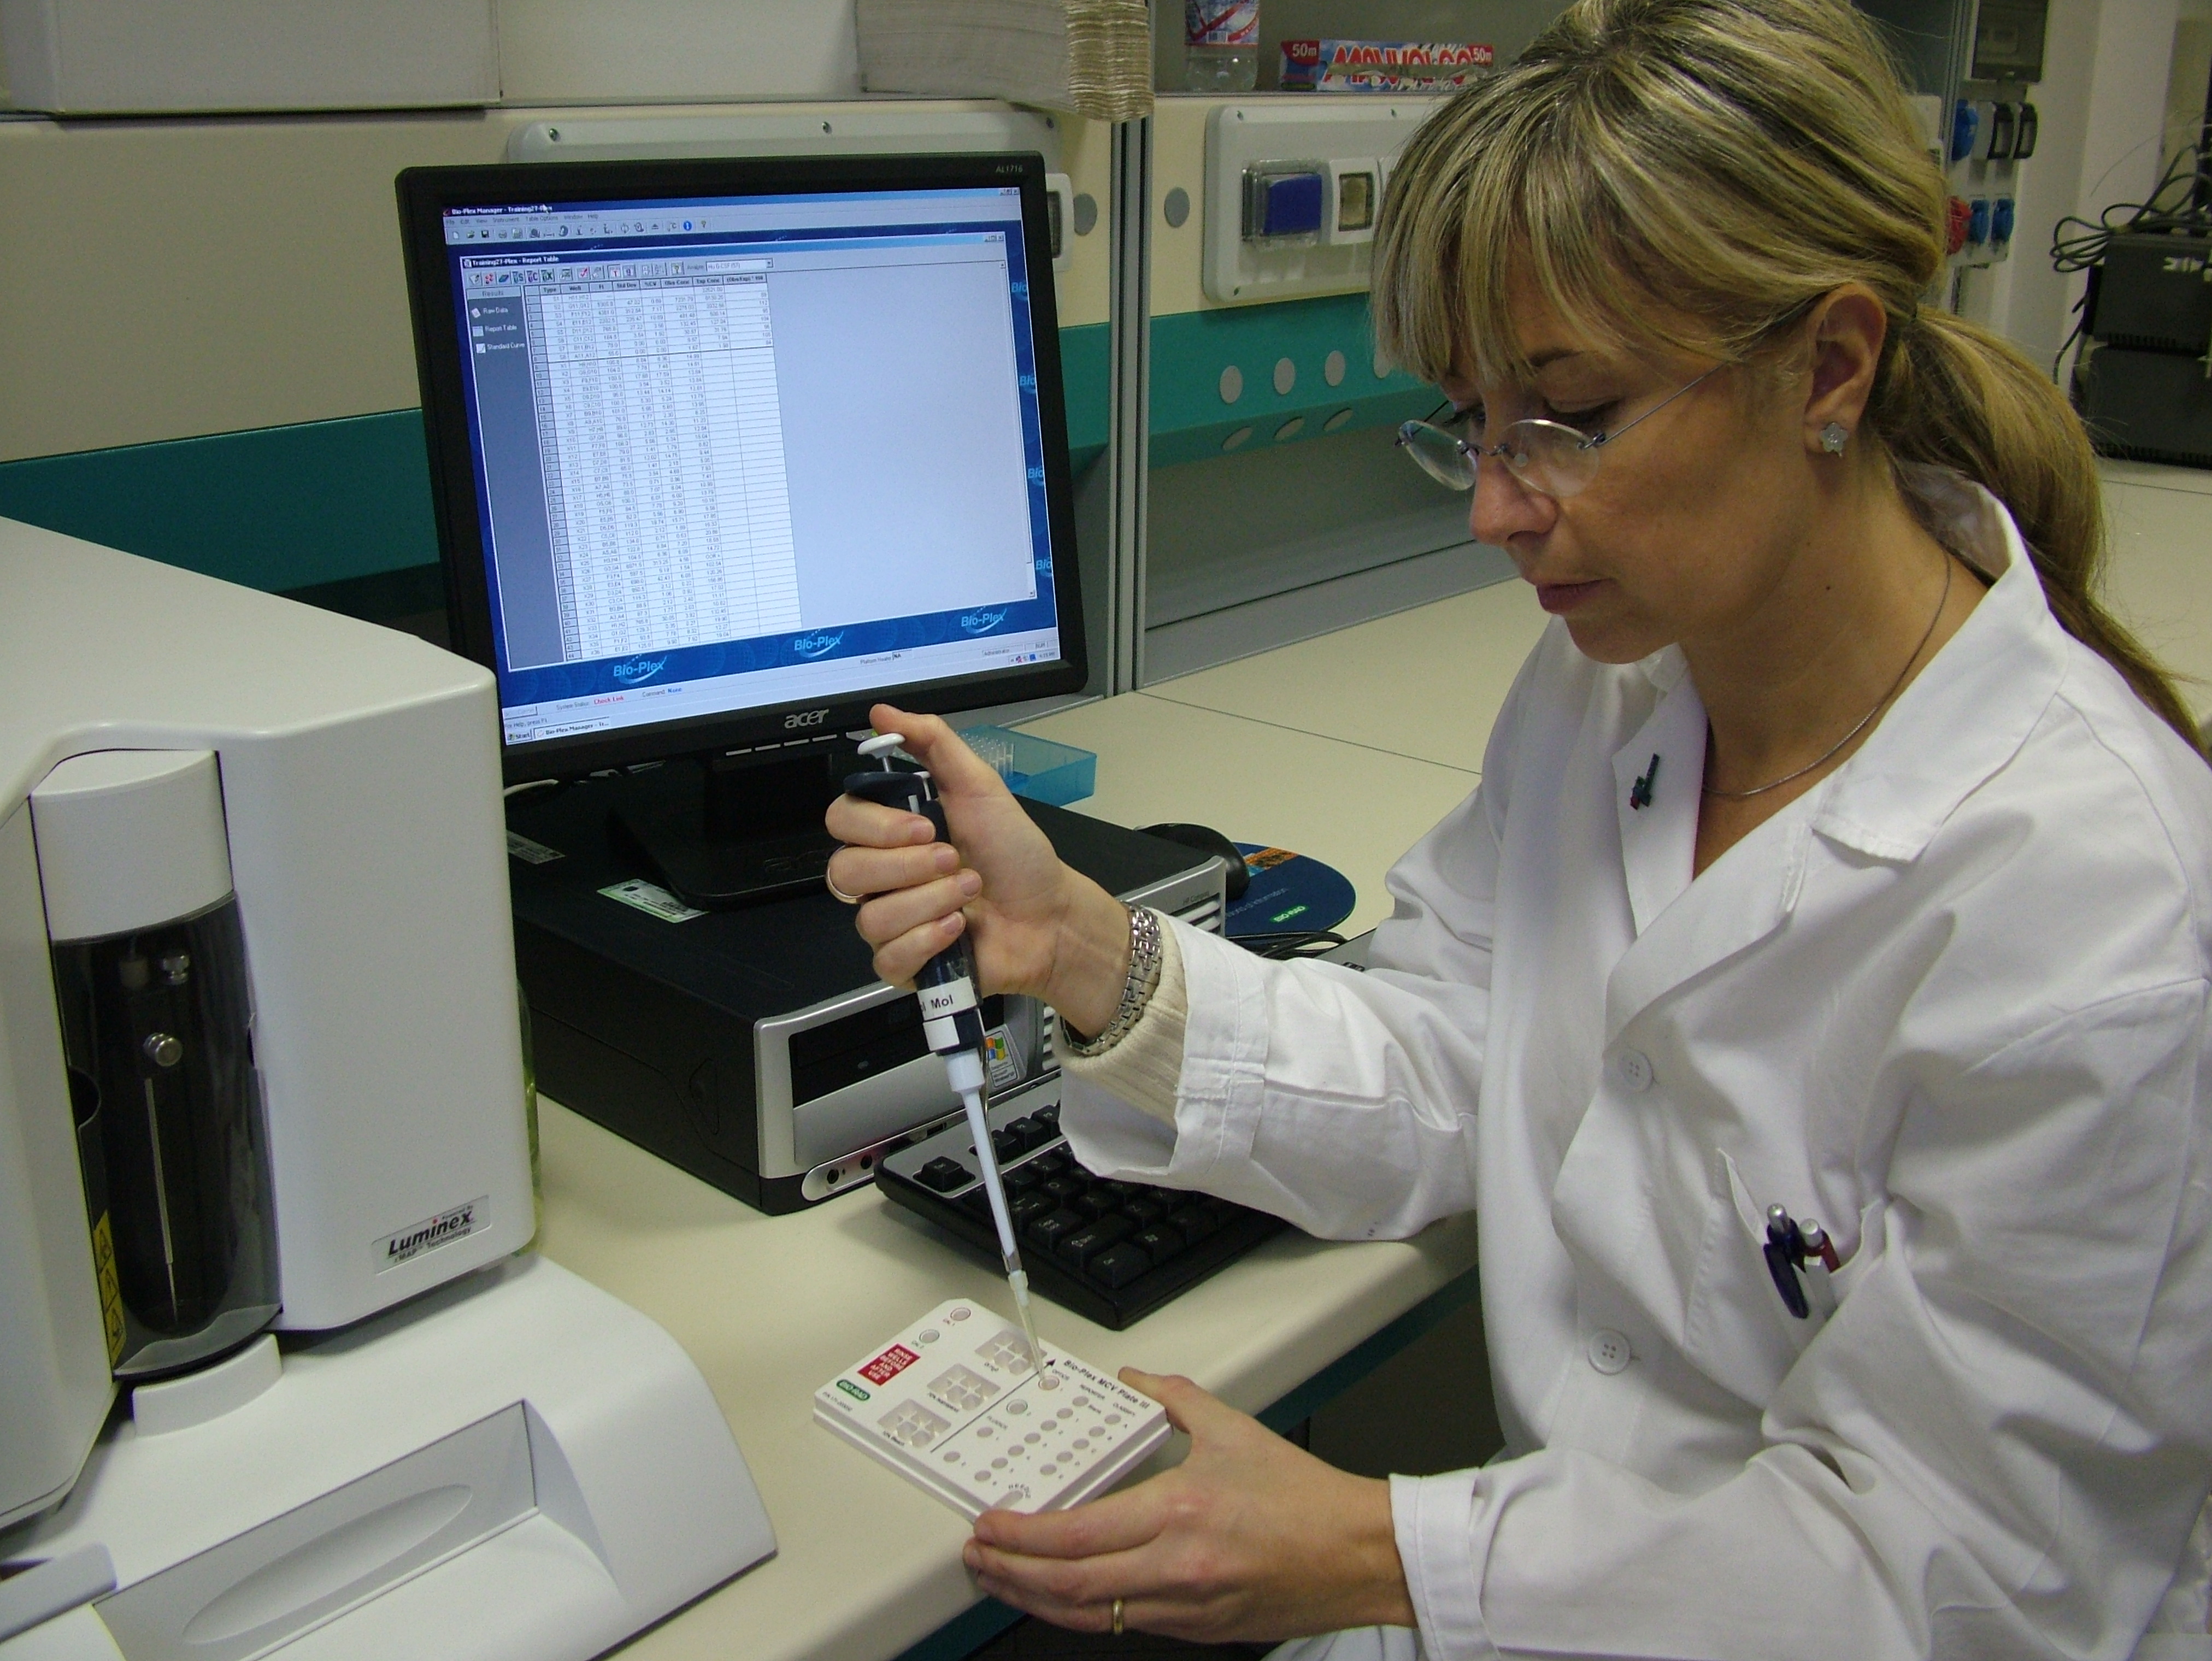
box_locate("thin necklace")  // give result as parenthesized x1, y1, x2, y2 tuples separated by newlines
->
(1702, 557, 1953, 801)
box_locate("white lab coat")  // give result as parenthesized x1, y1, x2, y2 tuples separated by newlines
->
(1061, 481, 2212, 1660)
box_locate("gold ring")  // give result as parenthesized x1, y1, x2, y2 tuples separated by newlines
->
(824, 871, 863, 905)
(1110, 1599, 1124, 1637)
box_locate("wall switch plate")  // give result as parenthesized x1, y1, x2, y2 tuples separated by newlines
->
(1202, 101, 1440, 304)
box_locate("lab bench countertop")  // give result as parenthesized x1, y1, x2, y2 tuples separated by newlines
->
(534, 1099, 1479, 1661)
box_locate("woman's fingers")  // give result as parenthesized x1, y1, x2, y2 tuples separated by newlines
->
(972, 1484, 1162, 1560)
(957, 1366, 1412, 1644)
(825, 842, 957, 903)
(968, 1525, 1187, 1621)
(855, 870, 980, 948)
(866, 911, 969, 986)
(1119, 1369, 1230, 1440)
(869, 705, 1007, 803)
(823, 792, 934, 849)
(968, 1526, 1234, 1644)
(968, 1568, 1119, 1632)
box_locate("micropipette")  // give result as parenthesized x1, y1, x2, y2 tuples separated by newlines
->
(845, 733, 1046, 1383)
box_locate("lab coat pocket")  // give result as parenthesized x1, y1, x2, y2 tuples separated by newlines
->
(1680, 1148, 1831, 1407)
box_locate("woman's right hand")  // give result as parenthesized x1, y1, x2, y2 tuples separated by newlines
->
(824, 705, 1132, 1035)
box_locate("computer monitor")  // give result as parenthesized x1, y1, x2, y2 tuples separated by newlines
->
(397, 152, 1087, 905)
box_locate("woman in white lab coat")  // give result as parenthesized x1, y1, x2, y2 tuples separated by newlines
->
(825, 1, 2212, 1654)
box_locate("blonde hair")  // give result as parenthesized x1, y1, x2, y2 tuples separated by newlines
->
(1372, 0, 2201, 752)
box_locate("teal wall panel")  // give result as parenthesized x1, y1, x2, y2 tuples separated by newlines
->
(1150, 293, 1437, 470)
(1058, 320, 1109, 474)
(0, 324, 1116, 597)
(0, 410, 439, 593)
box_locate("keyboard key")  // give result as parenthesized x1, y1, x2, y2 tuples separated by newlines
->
(1168, 1206, 1218, 1242)
(1010, 1192, 1055, 1228)
(991, 1129, 1024, 1162)
(917, 1156, 972, 1193)
(1032, 1104, 1061, 1132)
(1057, 1215, 1134, 1268)
(1007, 1116, 1057, 1152)
(1131, 1222, 1185, 1262)
(1027, 1208, 1085, 1251)
(878, 1115, 1289, 1329)
(1090, 1244, 1153, 1289)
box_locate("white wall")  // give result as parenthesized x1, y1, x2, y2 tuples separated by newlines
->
(2168, 0, 2212, 166)
(0, 98, 1113, 461)
(493, 0, 862, 103)
(0, 0, 864, 109)
(2004, 0, 2182, 374)
(0, 1, 1120, 461)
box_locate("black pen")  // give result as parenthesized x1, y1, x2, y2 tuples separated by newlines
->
(1629, 752, 1660, 810)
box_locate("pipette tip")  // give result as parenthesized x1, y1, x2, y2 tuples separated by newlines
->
(1007, 1268, 1047, 1386)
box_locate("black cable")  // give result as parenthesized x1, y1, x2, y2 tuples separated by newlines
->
(2196, 44, 2212, 215)
(1233, 929, 1350, 960)
(2048, 142, 2210, 385)
(2052, 296, 2086, 382)
(2050, 142, 2210, 276)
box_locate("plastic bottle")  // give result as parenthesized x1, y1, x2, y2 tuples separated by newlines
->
(1185, 0, 1260, 92)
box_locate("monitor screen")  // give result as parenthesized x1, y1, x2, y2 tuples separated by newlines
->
(399, 155, 1085, 780)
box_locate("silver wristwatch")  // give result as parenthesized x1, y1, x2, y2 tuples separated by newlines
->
(1058, 905, 1163, 1058)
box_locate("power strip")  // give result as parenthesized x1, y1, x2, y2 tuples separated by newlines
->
(814, 1299, 1170, 1519)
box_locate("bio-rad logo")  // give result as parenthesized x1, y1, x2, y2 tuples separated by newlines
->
(959, 609, 1008, 635)
(791, 631, 844, 659)
(609, 655, 670, 686)
(375, 1197, 490, 1273)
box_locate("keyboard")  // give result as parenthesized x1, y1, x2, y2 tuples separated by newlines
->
(876, 1076, 1285, 1329)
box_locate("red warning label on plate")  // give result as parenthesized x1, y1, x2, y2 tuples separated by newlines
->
(860, 1344, 921, 1386)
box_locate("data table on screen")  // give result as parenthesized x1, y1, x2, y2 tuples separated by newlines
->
(525, 270, 802, 664)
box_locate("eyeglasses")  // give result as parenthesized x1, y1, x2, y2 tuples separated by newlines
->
(1395, 364, 1722, 498)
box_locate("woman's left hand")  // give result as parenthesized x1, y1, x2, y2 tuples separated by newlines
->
(963, 1369, 1416, 1642)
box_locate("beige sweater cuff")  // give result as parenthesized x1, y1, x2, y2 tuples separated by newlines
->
(1050, 915, 1186, 1124)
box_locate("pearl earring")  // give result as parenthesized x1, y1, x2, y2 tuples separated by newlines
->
(1820, 422, 1850, 455)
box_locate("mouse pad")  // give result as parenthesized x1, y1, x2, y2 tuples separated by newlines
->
(1226, 845, 1356, 939)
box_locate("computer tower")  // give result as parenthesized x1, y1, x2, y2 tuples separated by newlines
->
(2075, 343, 2212, 469)
(2085, 233, 2212, 356)
(506, 771, 1227, 1213)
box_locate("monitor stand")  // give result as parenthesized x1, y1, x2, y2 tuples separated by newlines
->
(607, 744, 852, 910)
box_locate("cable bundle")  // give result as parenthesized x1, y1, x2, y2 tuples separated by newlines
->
(2050, 143, 2212, 380)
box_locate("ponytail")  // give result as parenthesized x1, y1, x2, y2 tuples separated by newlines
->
(1875, 309, 2201, 752)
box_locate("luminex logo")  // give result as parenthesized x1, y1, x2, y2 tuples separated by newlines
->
(959, 609, 1008, 635)
(791, 631, 844, 659)
(609, 655, 670, 685)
